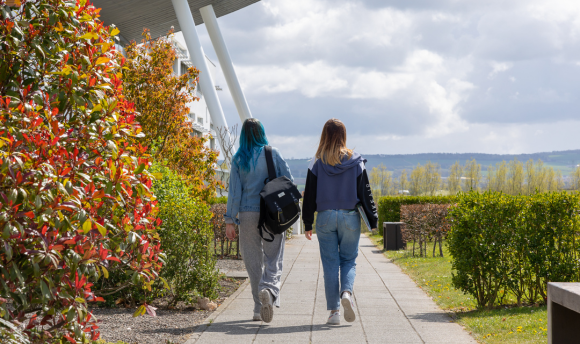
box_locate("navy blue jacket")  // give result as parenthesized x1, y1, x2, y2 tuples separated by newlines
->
(302, 152, 378, 231)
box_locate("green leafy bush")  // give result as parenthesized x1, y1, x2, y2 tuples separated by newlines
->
(377, 196, 456, 234)
(447, 191, 580, 309)
(152, 165, 219, 305)
(208, 196, 228, 205)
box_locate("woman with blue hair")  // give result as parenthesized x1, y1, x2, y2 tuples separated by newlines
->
(224, 118, 294, 323)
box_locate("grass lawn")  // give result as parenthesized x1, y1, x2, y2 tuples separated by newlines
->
(367, 233, 548, 344)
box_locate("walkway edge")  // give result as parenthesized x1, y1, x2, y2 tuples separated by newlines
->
(184, 278, 250, 344)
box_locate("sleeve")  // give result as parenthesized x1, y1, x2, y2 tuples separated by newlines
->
(357, 168, 378, 229)
(302, 160, 318, 231)
(273, 147, 293, 182)
(224, 158, 241, 225)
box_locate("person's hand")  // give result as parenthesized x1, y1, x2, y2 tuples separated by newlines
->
(371, 228, 377, 232)
(226, 224, 237, 241)
(305, 230, 312, 240)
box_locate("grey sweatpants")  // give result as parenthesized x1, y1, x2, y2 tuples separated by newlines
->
(239, 212, 285, 313)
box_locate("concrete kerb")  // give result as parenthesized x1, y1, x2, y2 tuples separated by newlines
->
(184, 278, 250, 344)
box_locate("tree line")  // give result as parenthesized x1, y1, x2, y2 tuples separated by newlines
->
(369, 158, 574, 197)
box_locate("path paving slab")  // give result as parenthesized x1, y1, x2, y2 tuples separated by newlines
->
(186, 234, 476, 343)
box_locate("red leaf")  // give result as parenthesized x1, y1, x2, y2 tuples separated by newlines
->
(63, 334, 77, 344)
(60, 167, 72, 176)
(24, 211, 34, 219)
(92, 190, 105, 199)
(105, 257, 121, 263)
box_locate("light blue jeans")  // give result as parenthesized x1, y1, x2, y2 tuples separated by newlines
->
(316, 209, 361, 310)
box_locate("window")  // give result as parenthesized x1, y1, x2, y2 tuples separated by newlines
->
(197, 117, 203, 125)
(210, 138, 215, 150)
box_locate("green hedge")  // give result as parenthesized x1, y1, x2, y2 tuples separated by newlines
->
(448, 191, 580, 309)
(209, 196, 228, 205)
(98, 166, 220, 307)
(152, 165, 220, 305)
(377, 196, 457, 234)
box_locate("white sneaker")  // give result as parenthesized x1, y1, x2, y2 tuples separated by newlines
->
(327, 311, 340, 325)
(341, 292, 356, 322)
(259, 289, 274, 323)
(253, 312, 262, 321)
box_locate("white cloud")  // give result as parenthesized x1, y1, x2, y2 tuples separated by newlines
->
(489, 61, 513, 78)
(196, 0, 580, 161)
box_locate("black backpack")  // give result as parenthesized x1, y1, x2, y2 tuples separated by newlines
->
(258, 146, 302, 242)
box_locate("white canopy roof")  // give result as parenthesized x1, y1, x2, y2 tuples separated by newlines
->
(93, 0, 259, 44)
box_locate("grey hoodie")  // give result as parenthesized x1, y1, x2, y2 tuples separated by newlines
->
(302, 152, 378, 231)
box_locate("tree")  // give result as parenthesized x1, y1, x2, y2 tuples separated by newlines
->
(572, 166, 580, 190)
(463, 159, 481, 191)
(0, 1, 162, 342)
(398, 169, 409, 195)
(507, 159, 525, 195)
(423, 161, 441, 196)
(369, 164, 393, 198)
(447, 161, 463, 194)
(409, 164, 425, 196)
(495, 161, 508, 192)
(214, 125, 238, 197)
(123, 29, 219, 201)
(525, 159, 537, 194)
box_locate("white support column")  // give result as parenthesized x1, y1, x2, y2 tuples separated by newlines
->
(200, 4, 252, 121)
(171, 0, 232, 160)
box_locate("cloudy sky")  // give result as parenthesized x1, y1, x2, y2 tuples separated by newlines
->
(189, 0, 580, 159)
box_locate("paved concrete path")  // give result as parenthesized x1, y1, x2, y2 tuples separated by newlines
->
(187, 234, 476, 344)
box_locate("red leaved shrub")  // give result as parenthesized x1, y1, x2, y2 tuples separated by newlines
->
(0, 0, 162, 342)
(400, 204, 450, 257)
(210, 203, 239, 257)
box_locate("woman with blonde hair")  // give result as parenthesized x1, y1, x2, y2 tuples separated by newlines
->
(302, 118, 378, 325)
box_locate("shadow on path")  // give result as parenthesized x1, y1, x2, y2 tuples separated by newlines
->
(201, 319, 351, 336)
(406, 311, 454, 324)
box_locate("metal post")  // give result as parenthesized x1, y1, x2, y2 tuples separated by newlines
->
(200, 4, 252, 121)
(171, 0, 232, 159)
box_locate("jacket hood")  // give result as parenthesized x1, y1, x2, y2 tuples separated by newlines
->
(320, 152, 364, 176)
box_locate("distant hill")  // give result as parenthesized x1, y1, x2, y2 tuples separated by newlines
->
(285, 149, 580, 179)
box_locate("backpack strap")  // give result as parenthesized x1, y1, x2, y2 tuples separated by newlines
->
(259, 224, 275, 242)
(264, 146, 277, 183)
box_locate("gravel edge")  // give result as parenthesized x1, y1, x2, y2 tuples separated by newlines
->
(183, 278, 250, 344)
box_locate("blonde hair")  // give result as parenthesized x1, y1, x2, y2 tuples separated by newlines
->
(315, 118, 353, 166)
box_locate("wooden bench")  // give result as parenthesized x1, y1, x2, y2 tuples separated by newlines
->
(548, 282, 580, 343)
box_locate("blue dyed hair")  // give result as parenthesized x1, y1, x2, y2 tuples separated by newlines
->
(234, 118, 269, 172)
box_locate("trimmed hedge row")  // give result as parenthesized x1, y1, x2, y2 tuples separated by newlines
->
(401, 204, 450, 257)
(448, 191, 580, 308)
(377, 196, 456, 234)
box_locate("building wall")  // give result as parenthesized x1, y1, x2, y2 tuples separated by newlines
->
(172, 36, 220, 152)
